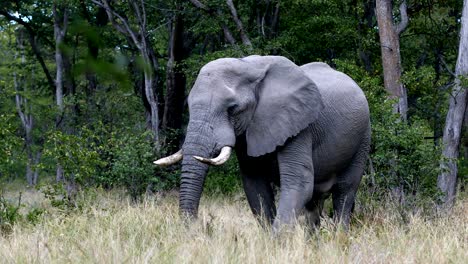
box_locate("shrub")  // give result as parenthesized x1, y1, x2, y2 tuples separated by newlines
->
(44, 127, 105, 187)
(0, 192, 44, 235)
(107, 131, 156, 201)
(0, 193, 21, 235)
(204, 157, 242, 196)
(0, 113, 22, 178)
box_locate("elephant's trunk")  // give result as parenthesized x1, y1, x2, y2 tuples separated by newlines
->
(179, 139, 211, 218)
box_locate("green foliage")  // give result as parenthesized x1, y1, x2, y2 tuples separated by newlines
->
(0, 193, 21, 234)
(276, 0, 377, 65)
(106, 131, 156, 201)
(371, 113, 440, 197)
(0, 192, 44, 235)
(39, 182, 76, 210)
(184, 47, 262, 86)
(42, 122, 159, 202)
(0, 114, 21, 174)
(44, 127, 105, 185)
(204, 157, 241, 196)
(402, 66, 449, 123)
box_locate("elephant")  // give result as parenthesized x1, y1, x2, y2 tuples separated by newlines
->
(154, 55, 370, 230)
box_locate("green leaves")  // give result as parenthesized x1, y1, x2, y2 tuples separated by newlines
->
(44, 127, 105, 185)
(107, 130, 156, 201)
(0, 113, 22, 172)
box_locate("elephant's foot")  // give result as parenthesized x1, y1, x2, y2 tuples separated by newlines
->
(272, 189, 304, 233)
(272, 215, 297, 235)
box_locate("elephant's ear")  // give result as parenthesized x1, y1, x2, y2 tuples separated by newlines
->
(245, 56, 324, 157)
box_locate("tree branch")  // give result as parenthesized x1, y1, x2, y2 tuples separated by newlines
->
(92, 0, 142, 49)
(188, 0, 237, 45)
(14, 86, 27, 128)
(0, 11, 56, 92)
(439, 54, 457, 78)
(188, 0, 208, 11)
(140, 0, 147, 30)
(62, 8, 69, 36)
(271, 1, 280, 37)
(396, 0, 409, 35)
(226, 0, 252, 47)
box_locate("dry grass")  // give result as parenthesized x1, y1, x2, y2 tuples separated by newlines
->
(0, 189, 467, 263)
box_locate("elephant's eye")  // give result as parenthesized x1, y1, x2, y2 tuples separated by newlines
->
(227, 104, 239, 115)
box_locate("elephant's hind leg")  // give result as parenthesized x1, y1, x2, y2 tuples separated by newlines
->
(332, 140, 369, 229)
(305, 196, 325, 229)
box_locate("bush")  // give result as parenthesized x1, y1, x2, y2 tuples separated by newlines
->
(107, 131, 156, 201)
(0, 113, 22, 178)
(0, 192, 44, 235)
(0, 193, 21, 235)
(44, 127, 105, 187)
(204, 156, 242, 196)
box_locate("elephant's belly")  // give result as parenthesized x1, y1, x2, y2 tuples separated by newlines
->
(312, 146, 355, 178)
(313, 174, 337, 194)
(311, 137, 358, 194)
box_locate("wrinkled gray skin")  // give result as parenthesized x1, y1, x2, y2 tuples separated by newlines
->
(179, 55, 370, 230)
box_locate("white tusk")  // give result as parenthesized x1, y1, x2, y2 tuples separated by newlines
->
(193, 146, 232, 166)
(153, 149, 183, 166)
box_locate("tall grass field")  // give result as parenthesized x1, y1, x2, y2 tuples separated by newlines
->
(0, 189, 467, 263)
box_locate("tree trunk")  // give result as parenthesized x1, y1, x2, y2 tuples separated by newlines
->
(376, 0, 409, 121)
(80, 1, 108, 94)
(142, 58, 160, 145)
(141, 35, 160, 147)
(54, 3, 69, 187)
(14, 28, 41, 186)
(94, 0, 161, 147)
(15, 74, 38, 186)
(437, 0, 468, 207)
(163, 10, 186, 152)
(270, 1, 280, 37)
(357, 0, 375, 73)
(54, 4, 67, 120)
(226, 0, 252, 48)
(462, 105, 467, 193)
(32, 151, 42, 185)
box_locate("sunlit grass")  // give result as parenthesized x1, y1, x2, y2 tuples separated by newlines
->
(0, 189, 467, 263)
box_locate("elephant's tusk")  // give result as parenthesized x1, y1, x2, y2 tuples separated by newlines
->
(193, 146, 232, 166)
(153, 149, 183, 166)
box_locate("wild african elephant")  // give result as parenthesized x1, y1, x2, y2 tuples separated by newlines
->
(155, 55, 370, 230)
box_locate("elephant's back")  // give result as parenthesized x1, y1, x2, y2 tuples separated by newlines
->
(300, 62, 370, 179)
(300, 62, 367, 105)
(300, 62, 369, 126)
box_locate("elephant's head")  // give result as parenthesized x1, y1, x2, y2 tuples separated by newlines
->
(155, 56, 324, 218)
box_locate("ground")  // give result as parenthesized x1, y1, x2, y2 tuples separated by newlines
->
(0, 188, 467, 263)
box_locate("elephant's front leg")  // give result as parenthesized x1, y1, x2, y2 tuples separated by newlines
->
(273, 129, 314, 231)
(241, 173, 276, 225)
(236, 137, 277, 226)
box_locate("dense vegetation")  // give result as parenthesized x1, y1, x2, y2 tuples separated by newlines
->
(0, 0, 467, 231)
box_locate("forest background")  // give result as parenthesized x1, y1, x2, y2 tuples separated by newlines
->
(0, 0, 467, 216)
